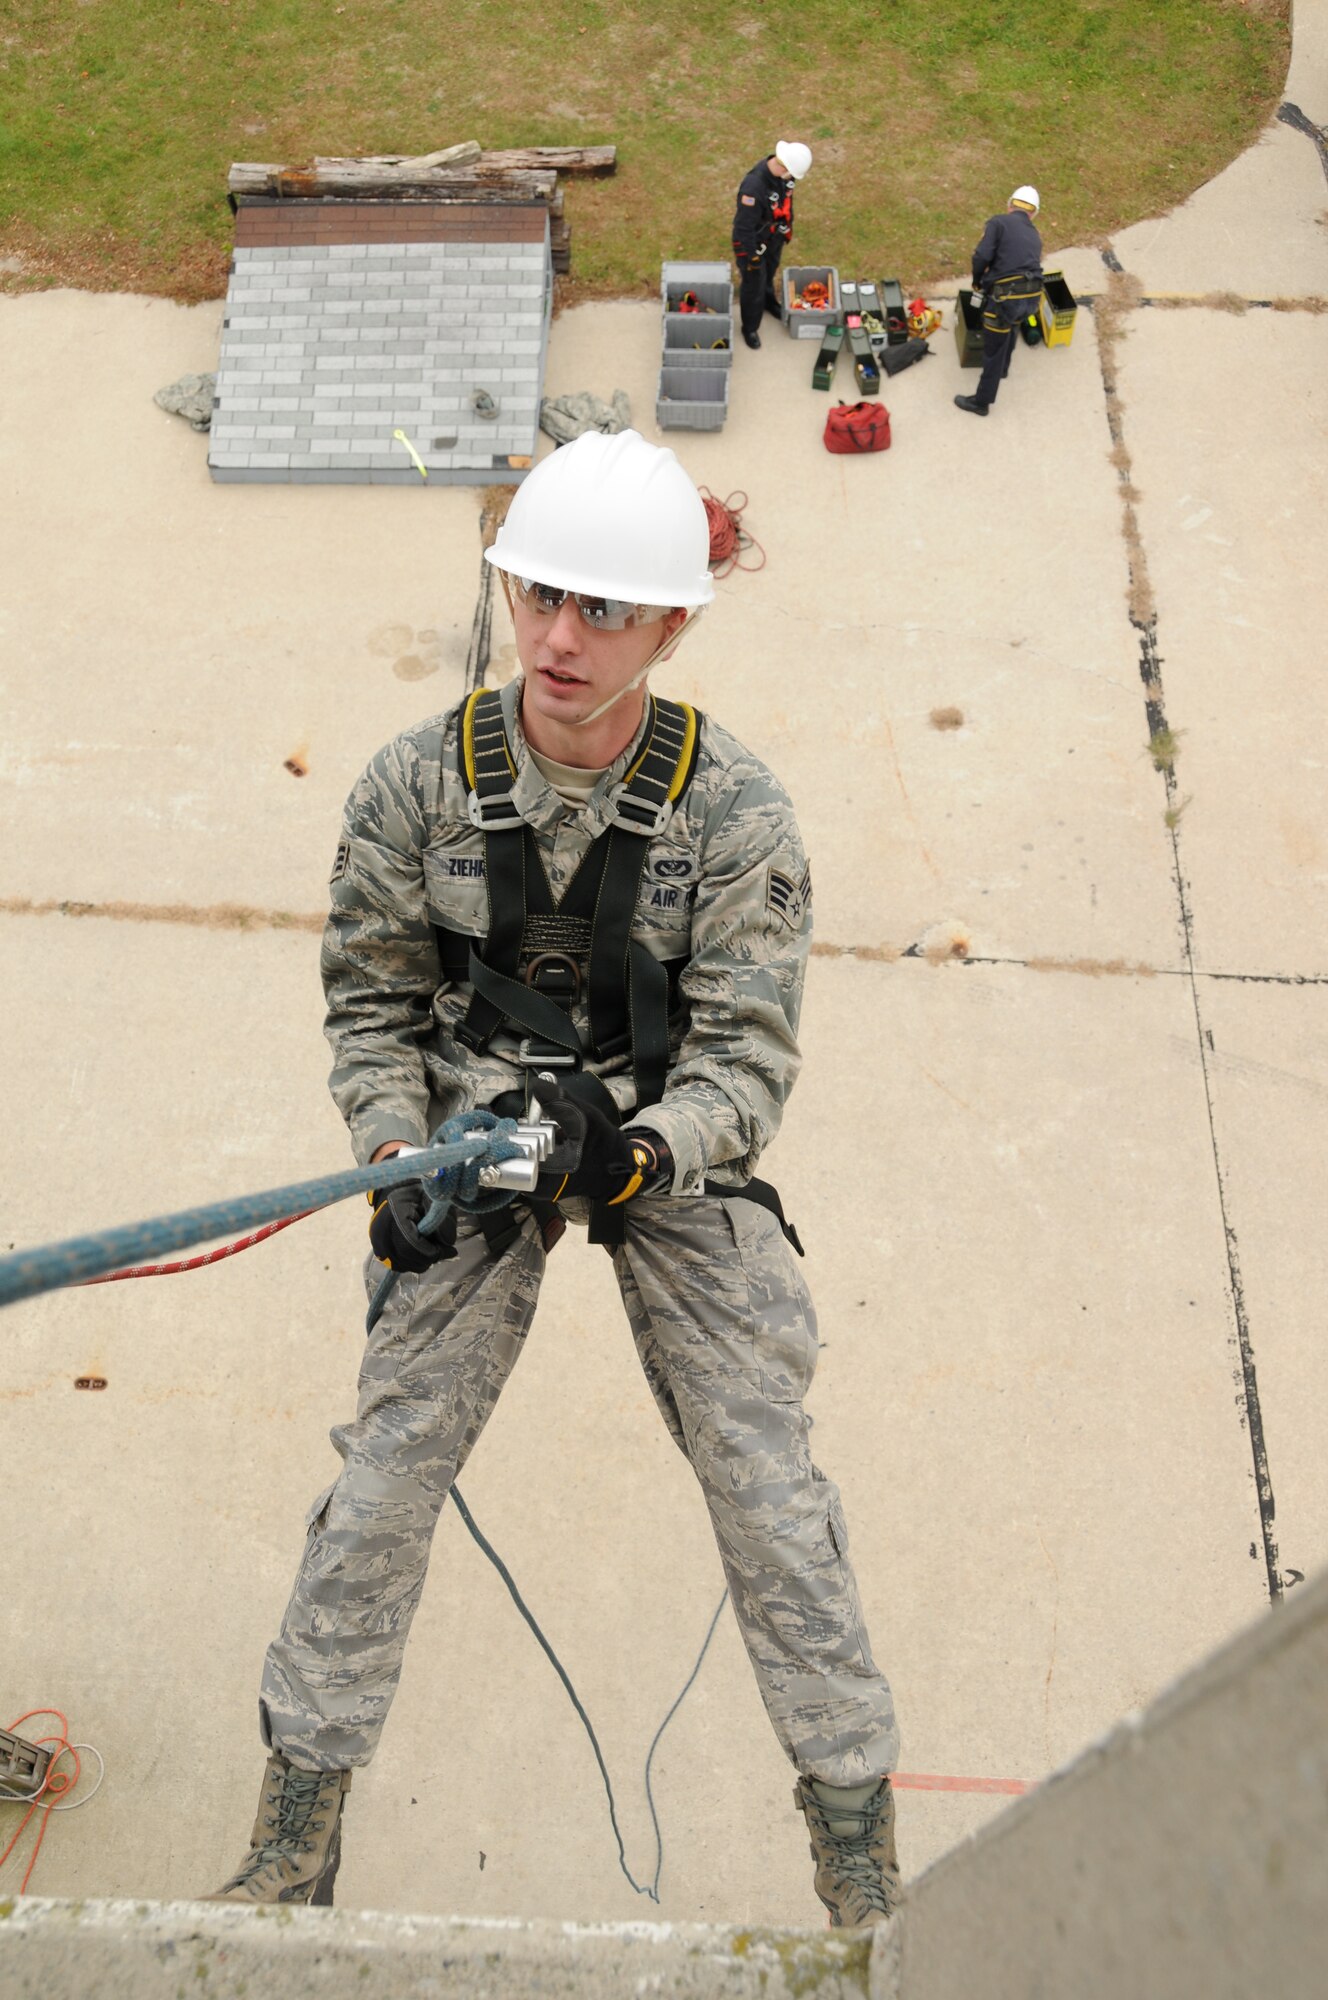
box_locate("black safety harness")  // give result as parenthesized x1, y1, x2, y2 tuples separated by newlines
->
(433, 687, 803, 1258)
(451, 686, 699, 1108)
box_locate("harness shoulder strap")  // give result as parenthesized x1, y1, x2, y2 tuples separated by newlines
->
(586, 696, 700, 1108)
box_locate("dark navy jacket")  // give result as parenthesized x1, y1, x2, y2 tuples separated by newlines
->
(971, 208, 1043, 288)
(732, 159, 794, 260)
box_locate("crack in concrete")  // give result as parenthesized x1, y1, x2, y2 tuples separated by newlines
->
(811, 942, 1327, 985)
(1277, 100, 1328, 185)
(1088, 257, 1286, 1607)
(4, 899, 1323, 988)
(0, 895, 322, 934)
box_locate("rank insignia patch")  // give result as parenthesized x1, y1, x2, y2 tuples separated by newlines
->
(330, 838, 350, 884)
(767, 861, 812, 930)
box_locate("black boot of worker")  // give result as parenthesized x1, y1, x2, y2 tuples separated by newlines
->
(743, 329, 762, 349)
(954, 394, 989, 416)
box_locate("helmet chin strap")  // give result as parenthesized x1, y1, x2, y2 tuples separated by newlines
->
(568, 610, 703, 728)
(497, 569, 706, 731)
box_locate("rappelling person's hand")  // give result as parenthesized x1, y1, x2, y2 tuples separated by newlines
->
(368, 1180, 458, 1273)
(534, 1079, 672, 1205)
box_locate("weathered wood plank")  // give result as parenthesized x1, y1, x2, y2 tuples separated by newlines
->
(228, 162, 556, 202)
(311, 143, 481, 171)
(310, 145, 613, 176)
(480, 146, 615, 176)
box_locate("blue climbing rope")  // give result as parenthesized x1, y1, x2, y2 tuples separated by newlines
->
(0, 1111, 525, 1311)
(0, 1104, 730, 1904)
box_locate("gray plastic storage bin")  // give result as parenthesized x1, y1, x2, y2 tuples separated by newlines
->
(656, 366, 729, 431)
(662, 344, 734, 370)
(661, 259, 732, 300)
(663, 278, 731, 315)
(664, 313, 733, 362)
(781, 266, 841, 336)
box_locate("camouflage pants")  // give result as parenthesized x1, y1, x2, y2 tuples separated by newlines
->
(259, 1195, 900, 1786)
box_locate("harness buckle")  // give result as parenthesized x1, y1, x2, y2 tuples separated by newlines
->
(516, 1039, 578, 1069)
(467, 788, 525, 832)
(606, 783, 673, 838)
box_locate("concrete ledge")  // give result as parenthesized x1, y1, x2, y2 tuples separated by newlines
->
(0, 1902, 881, 2000)
(879, 1568, 1328, 1999)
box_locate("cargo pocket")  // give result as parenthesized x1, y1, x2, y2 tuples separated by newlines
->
(723, 1197, 819, 1404)
(304, 1481, 336, 1538)
(820, 1479, 878, 1674)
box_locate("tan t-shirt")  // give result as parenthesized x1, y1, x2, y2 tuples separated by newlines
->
(527, 746, 610, 810)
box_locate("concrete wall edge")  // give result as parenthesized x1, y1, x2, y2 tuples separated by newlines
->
(0, 1897, 887, 1999)
(899, 1563, 1328, 1908)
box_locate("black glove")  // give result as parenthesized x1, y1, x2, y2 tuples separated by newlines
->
(368, 1179, 457, 1273)
(534, 1080, 672, 1204)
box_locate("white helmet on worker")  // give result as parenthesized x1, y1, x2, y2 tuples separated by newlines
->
(774, 140, 813, 180)
(485, 428, 714, 610)
(1009, 185, 1040, 213)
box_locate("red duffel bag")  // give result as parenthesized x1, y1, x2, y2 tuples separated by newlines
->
(823, 400, 891, 454)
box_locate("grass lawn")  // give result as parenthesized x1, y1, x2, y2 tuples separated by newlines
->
(0, 0, 1291, 303)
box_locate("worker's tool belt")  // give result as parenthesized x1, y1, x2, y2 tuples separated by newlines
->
(984, 270, 1043, 330)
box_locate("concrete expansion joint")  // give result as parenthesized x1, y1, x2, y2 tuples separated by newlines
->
(1088, 241, 1287, 1611)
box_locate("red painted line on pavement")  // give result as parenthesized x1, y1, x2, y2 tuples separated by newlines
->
(893, 1771, 1029, 1796)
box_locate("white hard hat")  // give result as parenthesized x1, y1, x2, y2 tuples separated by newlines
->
(774, 140, 812, 180)
(1010, 184, 1040, 212)
(485, 429, 714, 608)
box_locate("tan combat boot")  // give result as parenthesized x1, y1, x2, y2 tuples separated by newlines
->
(793, 1774, 901, 1928)
(205, 1751, 352, 1905)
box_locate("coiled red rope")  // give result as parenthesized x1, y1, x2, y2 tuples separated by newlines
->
(699, 489, 766, 580)
(1, 1708, 103, 1892)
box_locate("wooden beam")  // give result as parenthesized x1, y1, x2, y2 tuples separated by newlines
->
(311, 143, 481, 171)
(228, 162, 557, 202)
(480, 146, 616, 176)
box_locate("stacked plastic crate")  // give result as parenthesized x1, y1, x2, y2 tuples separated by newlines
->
(656, 261, 732, 431)
(780, 265, 841, 338)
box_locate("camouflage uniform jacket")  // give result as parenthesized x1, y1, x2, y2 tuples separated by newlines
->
(322, 676, 812, 1194)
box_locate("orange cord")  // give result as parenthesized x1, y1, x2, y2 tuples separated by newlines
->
(699, 489, 767, 580)
(1, 1709, 80, 1893)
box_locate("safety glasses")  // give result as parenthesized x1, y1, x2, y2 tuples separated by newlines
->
(511, 576, 669, 633)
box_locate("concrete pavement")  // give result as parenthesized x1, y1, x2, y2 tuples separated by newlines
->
(2, 0, 1326, 1930)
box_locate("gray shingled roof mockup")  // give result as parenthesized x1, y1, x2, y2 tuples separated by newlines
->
(209, 200, 552, 485)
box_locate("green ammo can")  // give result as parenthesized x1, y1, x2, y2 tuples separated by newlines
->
(812, 324, 845, 390)
(954, 289, 984, 368)
(879, 278, 907, 344)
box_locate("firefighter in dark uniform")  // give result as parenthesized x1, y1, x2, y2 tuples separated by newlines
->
(955, 186, 1043, 416)
(731, 141, 813, 349)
